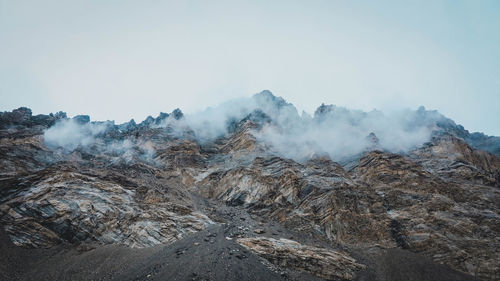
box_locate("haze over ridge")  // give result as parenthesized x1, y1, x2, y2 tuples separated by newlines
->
(40, 90, 497, 162)
(1, 1, 499, 135)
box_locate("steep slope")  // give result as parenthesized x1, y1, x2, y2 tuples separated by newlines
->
(0, 92, 499, 280)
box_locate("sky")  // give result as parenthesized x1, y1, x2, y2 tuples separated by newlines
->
(1, 0, 499, 135)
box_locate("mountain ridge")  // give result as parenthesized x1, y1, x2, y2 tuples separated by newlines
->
(2, 91, 498, 157)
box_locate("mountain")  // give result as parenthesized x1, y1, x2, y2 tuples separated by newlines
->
(0, 91, 499, 281)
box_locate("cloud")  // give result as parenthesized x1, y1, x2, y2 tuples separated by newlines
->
(176, 92, 435, 162)
(44, 118, 108, 151)
(43, 118, 157, 164)
(42, 92, 452, 164)
(254, 106, 433, 161)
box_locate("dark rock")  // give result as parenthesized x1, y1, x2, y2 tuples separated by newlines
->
(72, 115, 90, 124)
(171, 108, 183, 120)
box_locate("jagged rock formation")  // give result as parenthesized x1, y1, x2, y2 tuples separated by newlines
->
(0, 92, 499, 281)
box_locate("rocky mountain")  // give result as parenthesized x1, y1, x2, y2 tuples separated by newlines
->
(0, 91, 499, 281)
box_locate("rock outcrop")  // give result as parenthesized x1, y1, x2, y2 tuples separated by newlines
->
(237, 237, 365, 280)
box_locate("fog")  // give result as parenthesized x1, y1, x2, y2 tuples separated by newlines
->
(182, 92, 435, 161)
(43, 91, 449, 163)
(44, 118, 157, 164)
(44, 118, 109, 151)
(255, 107, 433, 161)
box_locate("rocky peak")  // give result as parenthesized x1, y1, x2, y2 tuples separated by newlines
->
(138, 116, 156, 128)
(366, 132, 380, 144)
(0, 107, 32, 127)
(251, 91, 301, 125)
(252, 90, 288, 108)
(171, 108, 184, 120)
(11, 107, 32, 120)
(155, 112, 169, 125)
(53, 111, 67, 120)
(117, 119, 137, 132)
(313, 103, 334, 118)
(414, 106, 469, 139)
(466, 132, 500, 156)
(72, 115, 90, 124)
(365, 132, 382, 151)
(227, 109, 272, 134)
(312, 104, 367, 125)
(0, 107, 65, 131)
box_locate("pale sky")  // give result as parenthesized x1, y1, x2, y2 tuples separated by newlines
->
(1, 0, 499, 135)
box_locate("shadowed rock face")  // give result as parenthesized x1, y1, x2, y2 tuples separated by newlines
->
(1, 93, 499, 281)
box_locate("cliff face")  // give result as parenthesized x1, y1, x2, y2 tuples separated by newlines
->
(0, 93, 499, 281)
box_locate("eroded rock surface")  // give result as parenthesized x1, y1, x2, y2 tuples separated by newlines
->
(237, 237, 365, 280)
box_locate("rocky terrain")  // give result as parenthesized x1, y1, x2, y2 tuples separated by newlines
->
(0, 91, 499, 281)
